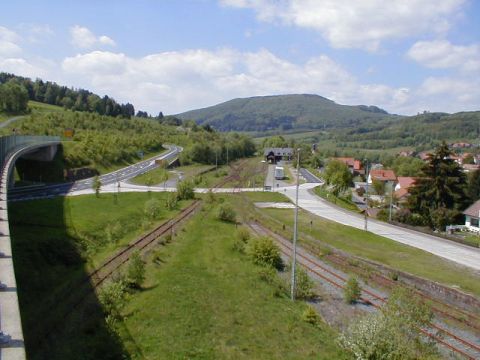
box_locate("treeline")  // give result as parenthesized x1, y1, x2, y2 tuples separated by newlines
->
(11, 110, 256, 172)
(0, 72, 152, 118)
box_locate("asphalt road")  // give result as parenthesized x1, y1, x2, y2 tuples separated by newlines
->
(0, 115, 25, 129)
(8, 145, 182, 201)
(281, 183, 480, 271)
(299, 168, 322, 183)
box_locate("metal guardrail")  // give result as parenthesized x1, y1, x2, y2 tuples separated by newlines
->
(0, 135, 61, 166)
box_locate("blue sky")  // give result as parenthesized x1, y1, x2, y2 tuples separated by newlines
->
(0, 0, 479, 115)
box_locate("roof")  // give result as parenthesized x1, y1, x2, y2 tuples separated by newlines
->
(462, 164, 480, 172)
(264, 148, 293, 156)
(394, 188, 410, 199)
(333, 157, 355, 167)
(464, 200, 480, 218)
(353, 160, 362, 170)
(396, 177, 416, 189)
(369, 169, 396, 181)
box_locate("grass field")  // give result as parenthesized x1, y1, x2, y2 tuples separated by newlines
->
(221, 157, 267, 188)
(119, 199, 345, 359)
(9, 192, 193, 359)
(130, 164, 215, 186)
(236, 192, 480, 298)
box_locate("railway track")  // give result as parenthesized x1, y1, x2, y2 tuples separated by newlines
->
(326, 252, 480, 333)
(248, 221, 480, 360)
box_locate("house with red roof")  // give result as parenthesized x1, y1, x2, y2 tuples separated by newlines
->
(367, 169, 396, 185)
(332, 157, 364, 175)
(394, 176, 416, 202)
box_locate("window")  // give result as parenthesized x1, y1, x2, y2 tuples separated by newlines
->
(471, 217, 479, 228)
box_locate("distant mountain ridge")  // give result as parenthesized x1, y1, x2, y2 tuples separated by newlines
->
(176, 94, 397, 132)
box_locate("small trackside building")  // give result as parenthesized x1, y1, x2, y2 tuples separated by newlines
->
(264, 148, 293, 164)
(464, 200, 480, 233)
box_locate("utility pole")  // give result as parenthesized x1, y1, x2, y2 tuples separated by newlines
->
(364, 159, 369, 231)
(291, 149, 301, 301)
(389, 182, 393, 222)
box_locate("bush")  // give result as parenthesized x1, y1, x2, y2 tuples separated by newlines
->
(177, 180, 195, 200)
(217, 204, 236, 223)
(126, 251, 146, 288)
(302, 306, 320, 325)
(165, 192, 178, 210)
(144, 198, 161, 219)
(233, 227, 250, 252)
(344, 276, 361, 304)
(257, 266, 287, 297)
(98, 279, 128, 320)
(376, 208, 389, 222)
(293, 267, 315, 300)
(246, 236, 283, 270)
(205, 190, 216, 204)
(356, 187, 365, 197)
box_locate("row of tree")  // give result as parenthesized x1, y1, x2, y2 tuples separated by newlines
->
(0, 72, 152, 118)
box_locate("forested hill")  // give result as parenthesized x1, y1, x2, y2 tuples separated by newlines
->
(176, 94, 397, 132)
(0, 72, 158, 119)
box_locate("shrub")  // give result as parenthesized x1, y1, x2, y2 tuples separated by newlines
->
(126, 251, 146, 288)
(376, 208, 389, 222)
(246, 236, 283, 270)
(356, 187, 365, 197)
(217, 204, 236, 223)
(344, 276, 361, 304)
(257, 266, 287, 297)
(302, 306, 320, 325)
(104, 222, 123, 243)
(144, 198, 161, 219)
(177, 180, 195, 200)
(98, 279, 128, 320)
(205, 190, 216, 204)
(233, 227, 250, 252)
(165, 192, 178, 210)
(293, 267, 315, 300)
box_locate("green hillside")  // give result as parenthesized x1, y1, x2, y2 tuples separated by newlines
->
(177, 94, 397, 132)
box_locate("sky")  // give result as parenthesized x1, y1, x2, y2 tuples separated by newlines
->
(0, 0, 479, 116)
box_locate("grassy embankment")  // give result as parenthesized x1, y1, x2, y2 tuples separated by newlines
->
(9, 192, 193, 359)
(313, 186, 361, 213)
(118, 197, 345, 359)
(130, 164, 214, 186)
(237, 192, 480, 298)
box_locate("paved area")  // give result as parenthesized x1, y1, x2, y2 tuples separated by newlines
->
(254, 202, 295, 209)
(264, 162, 291, 190)
(0, 116, 24, 129)
(299, 168, 322, 183)
(280, 183, 480, 272)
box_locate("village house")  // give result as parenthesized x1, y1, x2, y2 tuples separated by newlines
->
(464, 200, 480, 233)
(332, 157, 364, 175)
(394, 176, 416, 202)
(368, 169, 397, 189)
(398, 150, 415, 157)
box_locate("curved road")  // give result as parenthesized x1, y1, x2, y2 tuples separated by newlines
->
(9, 145, 182, 201)
(0, 116, 25, 129)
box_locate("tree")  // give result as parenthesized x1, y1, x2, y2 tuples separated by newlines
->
(93, 175, 101, 197)
(126, 251, 145, 288)
(467, 169, 480, 202)
(408, 142, 468, 228)
(372, 179, 385, 196)
(323, 160, 352, 197)
(177, 180, 195, 200)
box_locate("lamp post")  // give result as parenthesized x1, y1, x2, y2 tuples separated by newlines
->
(364, 159, 369, 231)
(290, 148, 301, 301)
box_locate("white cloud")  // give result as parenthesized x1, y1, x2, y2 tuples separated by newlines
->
(407, 40, 480, 72)
(61, 48, 413, 114)
(0, 26, 22, 57)
(220, 0, 466, 51)
(70, 25, 116, 49)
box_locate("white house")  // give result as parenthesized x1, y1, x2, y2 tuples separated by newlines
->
(464, 200, 480, 232)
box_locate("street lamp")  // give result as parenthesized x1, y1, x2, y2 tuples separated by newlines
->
(291, 148, 301, 301)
